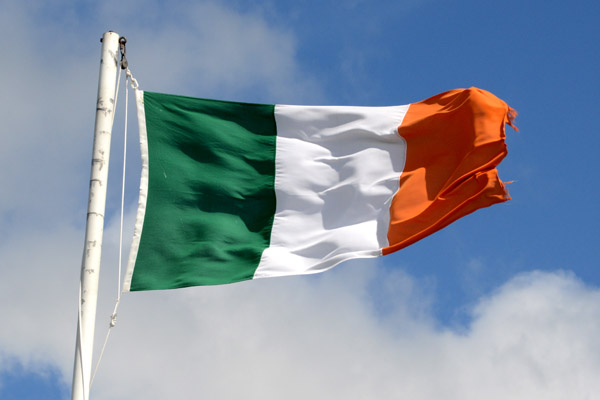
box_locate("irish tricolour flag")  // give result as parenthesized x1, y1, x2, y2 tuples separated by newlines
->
(123, 87, 516, 291)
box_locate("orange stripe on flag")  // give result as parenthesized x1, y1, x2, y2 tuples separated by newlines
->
(383, 87, 515, 255)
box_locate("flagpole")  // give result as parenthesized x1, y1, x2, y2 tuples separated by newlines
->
(71, 31, 120, 400)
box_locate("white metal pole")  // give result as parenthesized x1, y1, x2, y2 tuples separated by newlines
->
(71, 31, 120, 400)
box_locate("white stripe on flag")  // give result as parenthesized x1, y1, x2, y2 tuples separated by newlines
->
(254, 104, 409, 279)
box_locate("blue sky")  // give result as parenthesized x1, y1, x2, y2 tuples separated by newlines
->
(1, 0, 599, 399)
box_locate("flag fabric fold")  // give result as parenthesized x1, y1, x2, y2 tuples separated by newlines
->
(123, 87, 515, 291)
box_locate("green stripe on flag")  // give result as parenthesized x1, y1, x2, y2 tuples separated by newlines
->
(131, 92, 277, 290)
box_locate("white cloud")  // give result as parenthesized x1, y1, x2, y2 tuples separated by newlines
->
(0, 225, 81, 384)
(85, 268, 600, 400)
(0, 0, 322, 229)
(86, 0, 324, 103)
(4, 237, 597, 400)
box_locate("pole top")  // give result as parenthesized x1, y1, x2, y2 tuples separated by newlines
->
(100, 31, 120, 42)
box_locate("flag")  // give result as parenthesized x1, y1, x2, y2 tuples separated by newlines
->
(123, 87, 516, 291)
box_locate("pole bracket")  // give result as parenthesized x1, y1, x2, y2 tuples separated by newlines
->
(119, 37, 128, 70)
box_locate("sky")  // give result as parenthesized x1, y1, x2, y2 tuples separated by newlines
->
(1, 0, 599, 399)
